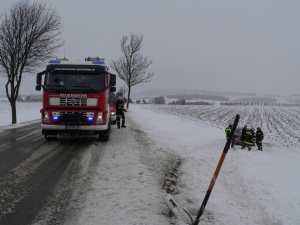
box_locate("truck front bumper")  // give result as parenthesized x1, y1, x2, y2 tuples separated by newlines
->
(41, 124, 108, 131)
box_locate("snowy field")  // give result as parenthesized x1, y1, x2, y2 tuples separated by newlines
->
(0, 101, 299, 224)
(0, 101, 41, 128)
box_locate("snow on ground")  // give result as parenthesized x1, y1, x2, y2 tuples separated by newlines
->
(0, 101, 299, 224)
(0, 101, 41, 131)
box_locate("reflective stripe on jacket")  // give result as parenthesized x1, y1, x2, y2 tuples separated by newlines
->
(256, 130, 264, 141)
(244, 130, 255, 145)
(225, 127, 232, 140)
(116, 100, 124, 115)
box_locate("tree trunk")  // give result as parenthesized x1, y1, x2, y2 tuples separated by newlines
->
(10, 100, 17, 124)
(127, 87, 131, 109)
(6, 79, 18, 124)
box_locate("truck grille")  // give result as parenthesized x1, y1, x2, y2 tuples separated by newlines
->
(59, 112, 87, 117)
(60, 98, 87, 106)
(49, 97, 98, 106)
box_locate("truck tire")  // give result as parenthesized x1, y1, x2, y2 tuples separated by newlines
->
(99, 118, 111, 141)
(99, 133, 109, 141)
(44, 134, 57, 141)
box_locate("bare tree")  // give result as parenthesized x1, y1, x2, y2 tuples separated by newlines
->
(0, 1, 64, 124)
(118, 84, 128, 97)
(110, 34, 153, 109)
(118, 84, 128, 103)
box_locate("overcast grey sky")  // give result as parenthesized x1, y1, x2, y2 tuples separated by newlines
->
(1, 0, 300, 96)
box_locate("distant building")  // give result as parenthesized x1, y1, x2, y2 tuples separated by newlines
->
(17, 95, 24, 102)
(31, 95, 43, 102)
(25, 96, 32, 102)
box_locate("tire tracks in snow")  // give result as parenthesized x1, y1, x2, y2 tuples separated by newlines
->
(64, 114, 175, 225)
(0, 135, 102, 225)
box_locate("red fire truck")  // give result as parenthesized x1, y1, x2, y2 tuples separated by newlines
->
(35, 57, 116, 141)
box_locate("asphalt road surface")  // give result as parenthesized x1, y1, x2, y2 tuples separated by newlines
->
(0, 122, 104, 225)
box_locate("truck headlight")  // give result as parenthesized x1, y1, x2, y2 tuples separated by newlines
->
(96, 112, 103, 124)
(44, 111, 50, 123)
(111, 112, 115, 115)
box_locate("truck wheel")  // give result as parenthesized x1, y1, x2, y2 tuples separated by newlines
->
(99, 133, 109, 141)
(99, 120, 111, 141)
(45, 135, 57, 141)
(45, 135, 51, 141)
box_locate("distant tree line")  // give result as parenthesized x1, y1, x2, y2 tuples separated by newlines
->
(166, 94, 229, 101)
(168, 99, 209, 105)
(152, 95, 165, 104)
(287, 98, 300, 104)
(136, 99, 147, 104)
(168, 99, 185, 105)
(231, 97, 276, 103)
(185, 101, 209, 105)
(221, 102, 300, 107)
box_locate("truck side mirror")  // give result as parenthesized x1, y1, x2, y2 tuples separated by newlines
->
(110, 87, 116, 92)
(109, 74, 116, 86)
(36, 72, 42, 91)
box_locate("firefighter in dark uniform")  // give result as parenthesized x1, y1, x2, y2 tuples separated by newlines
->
(244, 127, 255, 151)
(241, 125, 247, 149)
(255, 127, 264, 151)
(225, 124, 234, 148)
(116, 96, 126, 129)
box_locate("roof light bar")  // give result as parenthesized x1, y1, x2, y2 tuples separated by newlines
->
(48, 60, 61, 64)
(92, 61, 105, 65)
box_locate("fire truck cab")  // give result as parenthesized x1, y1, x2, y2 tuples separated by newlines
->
(35, 57, 116, 141)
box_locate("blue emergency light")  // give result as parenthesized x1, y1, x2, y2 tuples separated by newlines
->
(48, 60, 61, 64)
(53, 116, 58, 120)
(92, 61, 105, 65)
(88, 117, 93, 121)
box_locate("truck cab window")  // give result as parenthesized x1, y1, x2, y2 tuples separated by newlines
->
(44, 71, 105, 93)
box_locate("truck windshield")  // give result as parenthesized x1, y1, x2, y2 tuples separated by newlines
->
(44, 70, 105, 93)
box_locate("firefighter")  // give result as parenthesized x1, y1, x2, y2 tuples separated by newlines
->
(116, 96, 126, 129)
(244, 127, 255, 151)
(241, 125, 247, 149)
(225, 124, 234, 148)
(256, 127, 264, 151)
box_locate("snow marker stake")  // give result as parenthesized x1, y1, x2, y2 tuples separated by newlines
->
(193, 114, 240, 225)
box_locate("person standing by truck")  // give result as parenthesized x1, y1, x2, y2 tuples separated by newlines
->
(256, 127, 264, 150)
(244, 127, 255, 151)
(241, 125, 247, 149)
(225, 124, 235, 148)
(116, 96, 126, 129)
